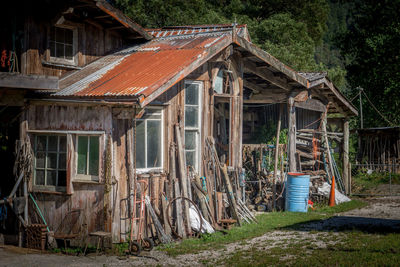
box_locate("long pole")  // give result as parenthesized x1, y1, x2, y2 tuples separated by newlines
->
(273, 104, 283, 210)
(359, 87, 363, 129)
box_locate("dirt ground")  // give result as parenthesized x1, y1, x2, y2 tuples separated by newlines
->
(1, 196, 399, 267)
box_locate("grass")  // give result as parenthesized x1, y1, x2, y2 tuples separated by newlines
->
(215, 231, 400, 266)
(159, 200, 366, 256)
(352, 170, 400, 193)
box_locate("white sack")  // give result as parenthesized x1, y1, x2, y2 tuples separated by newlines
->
(189, 204, 215, 234)
(317, 182, 351, 204)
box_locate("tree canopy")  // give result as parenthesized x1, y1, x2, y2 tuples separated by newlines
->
(114, 0, 400, 127)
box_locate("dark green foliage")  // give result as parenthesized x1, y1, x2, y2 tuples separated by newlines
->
(340, 0, 400, 127)
(114, 0, 334, 73)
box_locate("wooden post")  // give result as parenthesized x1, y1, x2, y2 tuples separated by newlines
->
(170, 144, 184, 238)
(220, 164, 241, 226)
(174, 125, 192, 236)
(273, 104, 283, 210)
(322, 112, 334, 183)
(343, 119, 350, 195)
(288, 96, 297, 172)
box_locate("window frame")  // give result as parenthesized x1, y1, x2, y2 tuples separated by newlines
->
(75, 134, 101, 182)
(184, 80, 203, 173)
(48, 24, 78, 66)
(33, 134, 67, 192)
(134, 107, 164, 173)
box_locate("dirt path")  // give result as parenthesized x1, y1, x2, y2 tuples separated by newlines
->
(1, 197, 399, 267)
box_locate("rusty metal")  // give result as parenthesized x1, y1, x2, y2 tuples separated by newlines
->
(25, 224, 47, 250)
(166, 196, 202, 239)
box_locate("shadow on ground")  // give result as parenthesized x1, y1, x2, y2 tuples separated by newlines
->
(284, 216, 400, 234)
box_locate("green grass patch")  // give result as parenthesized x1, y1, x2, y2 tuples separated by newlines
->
(216, 231, 400, 266)
(352, 170, 400, 193)
(159, 200, 366, 256)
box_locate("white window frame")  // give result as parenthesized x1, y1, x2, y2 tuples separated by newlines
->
(134, 107, 164, 173)
(33, 134, 67, 192)
(184, 80, 203, 173)
(75, 134, 101, 182)
(48, 24, 78, 66)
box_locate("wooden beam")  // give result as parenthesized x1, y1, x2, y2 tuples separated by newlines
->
(234, 36, 309, 87)
(243, 59, 291, 91)
(0, 73, 58, 90)
(295, 98, 326, 113)
(96, 0, 153, 40)
(243, 80, 262, 93)
(343, 119, 350, 195)
(288, 95, 297, 172)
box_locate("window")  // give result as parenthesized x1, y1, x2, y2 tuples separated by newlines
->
(134, 108, 163, 170)
(184, 81, 202, 172)
(34, 135, 67, 190)
(213, 68, 233, 94)
(49, 26, 75, 62)
(76, 136, 100, 180)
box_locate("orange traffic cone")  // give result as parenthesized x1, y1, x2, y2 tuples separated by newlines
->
(328, 176, 336, 207)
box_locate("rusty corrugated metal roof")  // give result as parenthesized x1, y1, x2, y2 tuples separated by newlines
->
(54, 30, 232, 102)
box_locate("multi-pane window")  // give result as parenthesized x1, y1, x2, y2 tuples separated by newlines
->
(34, 135, 67, 189)
(77, 136, 99, 179)
(184, 81, 202, 172)
(134, 108, 162, 169)
(49, 26, 74, 61)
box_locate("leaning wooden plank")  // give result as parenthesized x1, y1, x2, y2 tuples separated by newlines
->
(145, 196, 172, 244)
(174, 125, 192, 236)
(170, 144, 184, 238)
(220, 164, 241, 226)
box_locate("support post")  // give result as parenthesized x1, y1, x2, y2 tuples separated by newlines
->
(273, 104, 283, 210)
(288, 96, 297, 172)
(343, 119, 350, 195)
(322, 112, 334, 183)
(175, 125, 192, 236)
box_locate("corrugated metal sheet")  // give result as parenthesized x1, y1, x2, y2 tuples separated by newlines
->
(147, 24, 246, 38)
(54, 31, 231, 98)
(298, 72, 327, 82)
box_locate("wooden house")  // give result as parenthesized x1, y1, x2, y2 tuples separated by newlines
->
(1, 0, 357, 246)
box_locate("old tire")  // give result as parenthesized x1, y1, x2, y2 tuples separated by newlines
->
(129, 241, 142, 256)
(142, 238, 154, 251)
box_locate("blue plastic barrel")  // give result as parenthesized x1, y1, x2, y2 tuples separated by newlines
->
(285, 172, 310, 212)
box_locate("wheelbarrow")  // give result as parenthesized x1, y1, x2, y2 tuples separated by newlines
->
(129, 179, 154, 255)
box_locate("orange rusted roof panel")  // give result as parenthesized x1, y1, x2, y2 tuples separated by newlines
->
(59, 32, 231, 98)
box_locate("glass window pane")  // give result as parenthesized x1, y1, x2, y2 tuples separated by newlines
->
(47, 153, 57, 169)
(36, 136, 47, 151)
(186, 151, 195, 169)
(48, 136, 58, 151)
(147, 120, 161, 168)
(141, 109, 161, 120)
(56, 27, 65, 43)
(214, 70, 224, 94)
(47, 170, 57, 186)
(89, 136, 99, 176)
(35, 170, 45, 185)
(58, 153, 66, 170)
(58, 171, 66, 187)
(56, 43, 64, 58)
(185, 131, 196, 150)
(50, 41, 56, 57)
(65, 29, 73, 44)
(65, 45, 73, 60)
(185, 106, 198, 127)
(185, 83, 199, 105)
(59, 136, 67, 152)
(36, 152, 45, 168)
(77, 136, 88, 175)
(135, 120, 146, 168)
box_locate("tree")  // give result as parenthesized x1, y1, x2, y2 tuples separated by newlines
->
(340, 0, 400, 127)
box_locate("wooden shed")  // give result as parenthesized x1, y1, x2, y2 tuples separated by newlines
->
(1, 0, 358, 247)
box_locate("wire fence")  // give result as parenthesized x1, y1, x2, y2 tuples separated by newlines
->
(350, 163, 400, 196)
